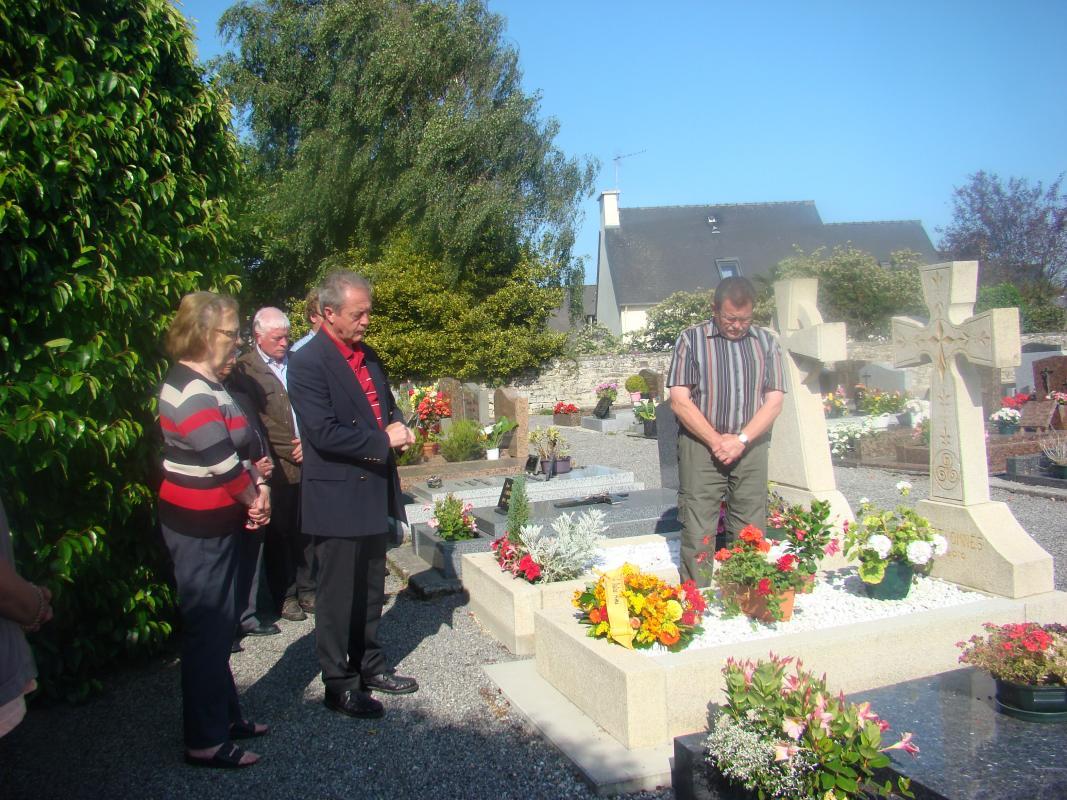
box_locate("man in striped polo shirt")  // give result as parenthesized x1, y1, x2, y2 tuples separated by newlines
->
(667, 277, 786, 585)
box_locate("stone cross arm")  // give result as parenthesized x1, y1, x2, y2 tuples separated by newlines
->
(891, 309, 1021, 372)
(774, 278, 846, 362)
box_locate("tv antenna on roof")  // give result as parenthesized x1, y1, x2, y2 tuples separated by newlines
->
(612, 149, 647, 189)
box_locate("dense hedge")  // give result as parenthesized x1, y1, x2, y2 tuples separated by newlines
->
(0, 0, 240, 700)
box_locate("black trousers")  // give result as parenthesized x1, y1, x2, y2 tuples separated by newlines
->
(163, 528, 251, 748)
(236, 529, 265, 631)
(264, 481, 316, 604)
(314, 533, 388, 693)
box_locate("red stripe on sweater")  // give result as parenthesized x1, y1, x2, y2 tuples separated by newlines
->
(160, 481, 243, 511)
(162, 407, 226, 437)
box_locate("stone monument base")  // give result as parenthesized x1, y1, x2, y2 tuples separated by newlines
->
(922, 499, 1055, 598)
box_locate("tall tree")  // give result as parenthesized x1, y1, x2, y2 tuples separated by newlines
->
(216, 0, 596, 303)
(0, 0, 240, 698)
(940, 171, 1067, 288)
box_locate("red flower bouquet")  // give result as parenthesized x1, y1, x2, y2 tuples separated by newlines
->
(553, 402, 580, 415)
(710, 524, 806, 621)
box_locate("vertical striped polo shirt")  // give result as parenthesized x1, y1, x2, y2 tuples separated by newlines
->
(666, 318, 786, 435)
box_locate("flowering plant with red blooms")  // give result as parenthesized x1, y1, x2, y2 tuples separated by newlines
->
(705, 653, 918, 799)
(573, 564, 706, 651)
(767, 496, 842, 580)
(957, 622, 1067, 686)
(708, 525, 806, 621)
(409, 384, 451, 436)
(1000, 392, 1031, 411)
(490, 536, 542, 583)
(553, 401, 580, 415)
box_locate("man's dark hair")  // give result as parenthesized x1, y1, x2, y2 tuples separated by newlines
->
(714, 276, 757, 309)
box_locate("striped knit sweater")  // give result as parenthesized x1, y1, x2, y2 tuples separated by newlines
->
(158, 363, 253, 538)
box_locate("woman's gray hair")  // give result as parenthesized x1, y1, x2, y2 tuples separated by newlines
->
(319, 271, 372, 313)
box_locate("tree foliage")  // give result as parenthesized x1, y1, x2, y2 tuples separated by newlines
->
(977, 282, 1064, 333)
(774, 247, 926, 338)
(352, 237, 566, 382)
(940, 170, 1067, 288)
(630, 289, 716, 352)
(0, 0, 240, 699)
(216, 0, 596, 303)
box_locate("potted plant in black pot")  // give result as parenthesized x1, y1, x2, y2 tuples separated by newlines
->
(528, 426, 571, 474)
(957, 622, 1067, 722)
(634, 399, 656, 438)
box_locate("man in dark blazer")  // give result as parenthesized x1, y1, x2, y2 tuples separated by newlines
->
(287, 271, 417, 719)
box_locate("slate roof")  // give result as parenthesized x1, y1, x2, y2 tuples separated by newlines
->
(602, 201, 938, 306)
(547, 284, 598, 331)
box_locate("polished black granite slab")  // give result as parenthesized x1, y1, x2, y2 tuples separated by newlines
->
(674, 669, 1067, 800)
(846, 668, 1067, 800)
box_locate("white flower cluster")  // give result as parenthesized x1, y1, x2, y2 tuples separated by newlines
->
(518, 509, 607, 583)
(866, 534, 893, 559)
(704, 714, 815, 797)
(905, 540, 933, 565)
(826, 417, 878, 457)
(989, 407, 1021, 424)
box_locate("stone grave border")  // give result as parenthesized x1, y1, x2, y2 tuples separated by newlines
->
(463, 535, 679, 656)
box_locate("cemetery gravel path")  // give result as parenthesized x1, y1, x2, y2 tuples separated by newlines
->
(2, 426, 1064, 799)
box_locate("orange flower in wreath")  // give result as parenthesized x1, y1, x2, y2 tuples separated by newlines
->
(739, 524, 764, 544)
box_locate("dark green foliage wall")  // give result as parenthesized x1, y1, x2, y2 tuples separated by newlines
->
(0, 0, 240, 699)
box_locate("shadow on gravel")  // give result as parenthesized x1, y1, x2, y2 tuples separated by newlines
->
(378, 586, 468, 671)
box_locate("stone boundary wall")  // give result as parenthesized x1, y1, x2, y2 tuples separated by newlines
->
(466, 333, 1067, 415)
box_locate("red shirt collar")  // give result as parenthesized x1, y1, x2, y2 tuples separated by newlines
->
(322, 326, 365, 366)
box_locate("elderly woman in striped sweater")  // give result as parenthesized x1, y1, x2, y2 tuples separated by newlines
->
(158, 292, 271, 769)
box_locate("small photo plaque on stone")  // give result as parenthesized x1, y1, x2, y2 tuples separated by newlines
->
(496, 477, 515, 512)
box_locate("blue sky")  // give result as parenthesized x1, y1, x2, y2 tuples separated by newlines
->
(178, 0, 1067, 283)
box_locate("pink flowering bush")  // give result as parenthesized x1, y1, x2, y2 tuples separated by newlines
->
(704, 654, 917, 799)
(767, 496, 842, 580)
(427, 494, 477, 541)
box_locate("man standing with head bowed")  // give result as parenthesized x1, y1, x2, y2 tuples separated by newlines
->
(288, 271, 417, 720)
(237, 307, 315, 625)
(668, 276, 786, 585)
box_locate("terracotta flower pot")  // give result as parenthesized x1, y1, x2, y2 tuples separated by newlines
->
(799, 572, 817, 594)
(553, 412, 580, 427)
(721, 584, 795, 622)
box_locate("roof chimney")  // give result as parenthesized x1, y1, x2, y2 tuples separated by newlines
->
(599, 190, 620, 228)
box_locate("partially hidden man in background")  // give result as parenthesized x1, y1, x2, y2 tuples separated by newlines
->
(667, 276, 786, 585)
(288, 271, 418, 720)
(237, 307, 316, 624)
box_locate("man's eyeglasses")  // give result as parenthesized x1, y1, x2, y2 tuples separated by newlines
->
(215, 328, 240, 341)
(718, 316, 753, 327)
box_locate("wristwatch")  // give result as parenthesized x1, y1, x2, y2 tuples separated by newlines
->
(737, 432, 750, 446)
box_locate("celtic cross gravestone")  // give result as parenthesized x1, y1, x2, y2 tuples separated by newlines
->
(891, 261, 1052, 597)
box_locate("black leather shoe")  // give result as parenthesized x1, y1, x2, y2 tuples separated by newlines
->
(280, 598, 307, 622)
(324, 689, 384, 719)
(243, 622, 282, 637)
(298, 595, 316, 615)
(361, 672, 418, 695)
(231, 640, 244, 654)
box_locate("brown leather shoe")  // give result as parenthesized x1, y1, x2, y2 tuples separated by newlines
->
(298, 595, 316, 615)
(280, 597, 307, 622)
(324, 689, 384, 719)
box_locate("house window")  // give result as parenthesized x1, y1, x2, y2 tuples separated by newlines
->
(716, 258, 741, 279)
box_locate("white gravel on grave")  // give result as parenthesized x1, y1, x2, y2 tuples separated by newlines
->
(645, 569, 987, 658)
(595, 538, 681, 573)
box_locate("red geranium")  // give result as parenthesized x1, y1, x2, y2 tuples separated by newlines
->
(518, 554, 541, 582)
(739, 524, 764, 544)
(757, 578, 772, 596)
(714, 548, 733, 562)
(776, 554, 798, 572)
(553, 402, 580, 415)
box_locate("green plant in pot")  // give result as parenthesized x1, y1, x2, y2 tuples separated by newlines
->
(767, 497, 842, 592)
(428, 494, 478, 541)
(624, 374, 648, 402)
(957, 622, 1067, 721)
(634, 399, 656, 437)
(528, 426, 571, 474)
(481, 416, 517, 460)
(844, 483, 948, 599)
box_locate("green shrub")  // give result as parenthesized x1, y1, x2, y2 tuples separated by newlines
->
(0, 0, 239, 700)
(624, 375, 648, 394)
(440, 420, 486, 462)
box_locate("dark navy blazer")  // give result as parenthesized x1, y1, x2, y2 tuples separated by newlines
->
(287, 329, 405, 537)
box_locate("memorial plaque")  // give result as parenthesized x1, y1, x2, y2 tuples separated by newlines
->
(592, 396, 612, 419)
(496, 477, 514, 512)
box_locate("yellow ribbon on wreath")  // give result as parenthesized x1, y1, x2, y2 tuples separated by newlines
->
(603, 566, 635, 649)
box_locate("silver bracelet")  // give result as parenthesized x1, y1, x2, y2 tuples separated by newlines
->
(22, 585, 47, 633)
